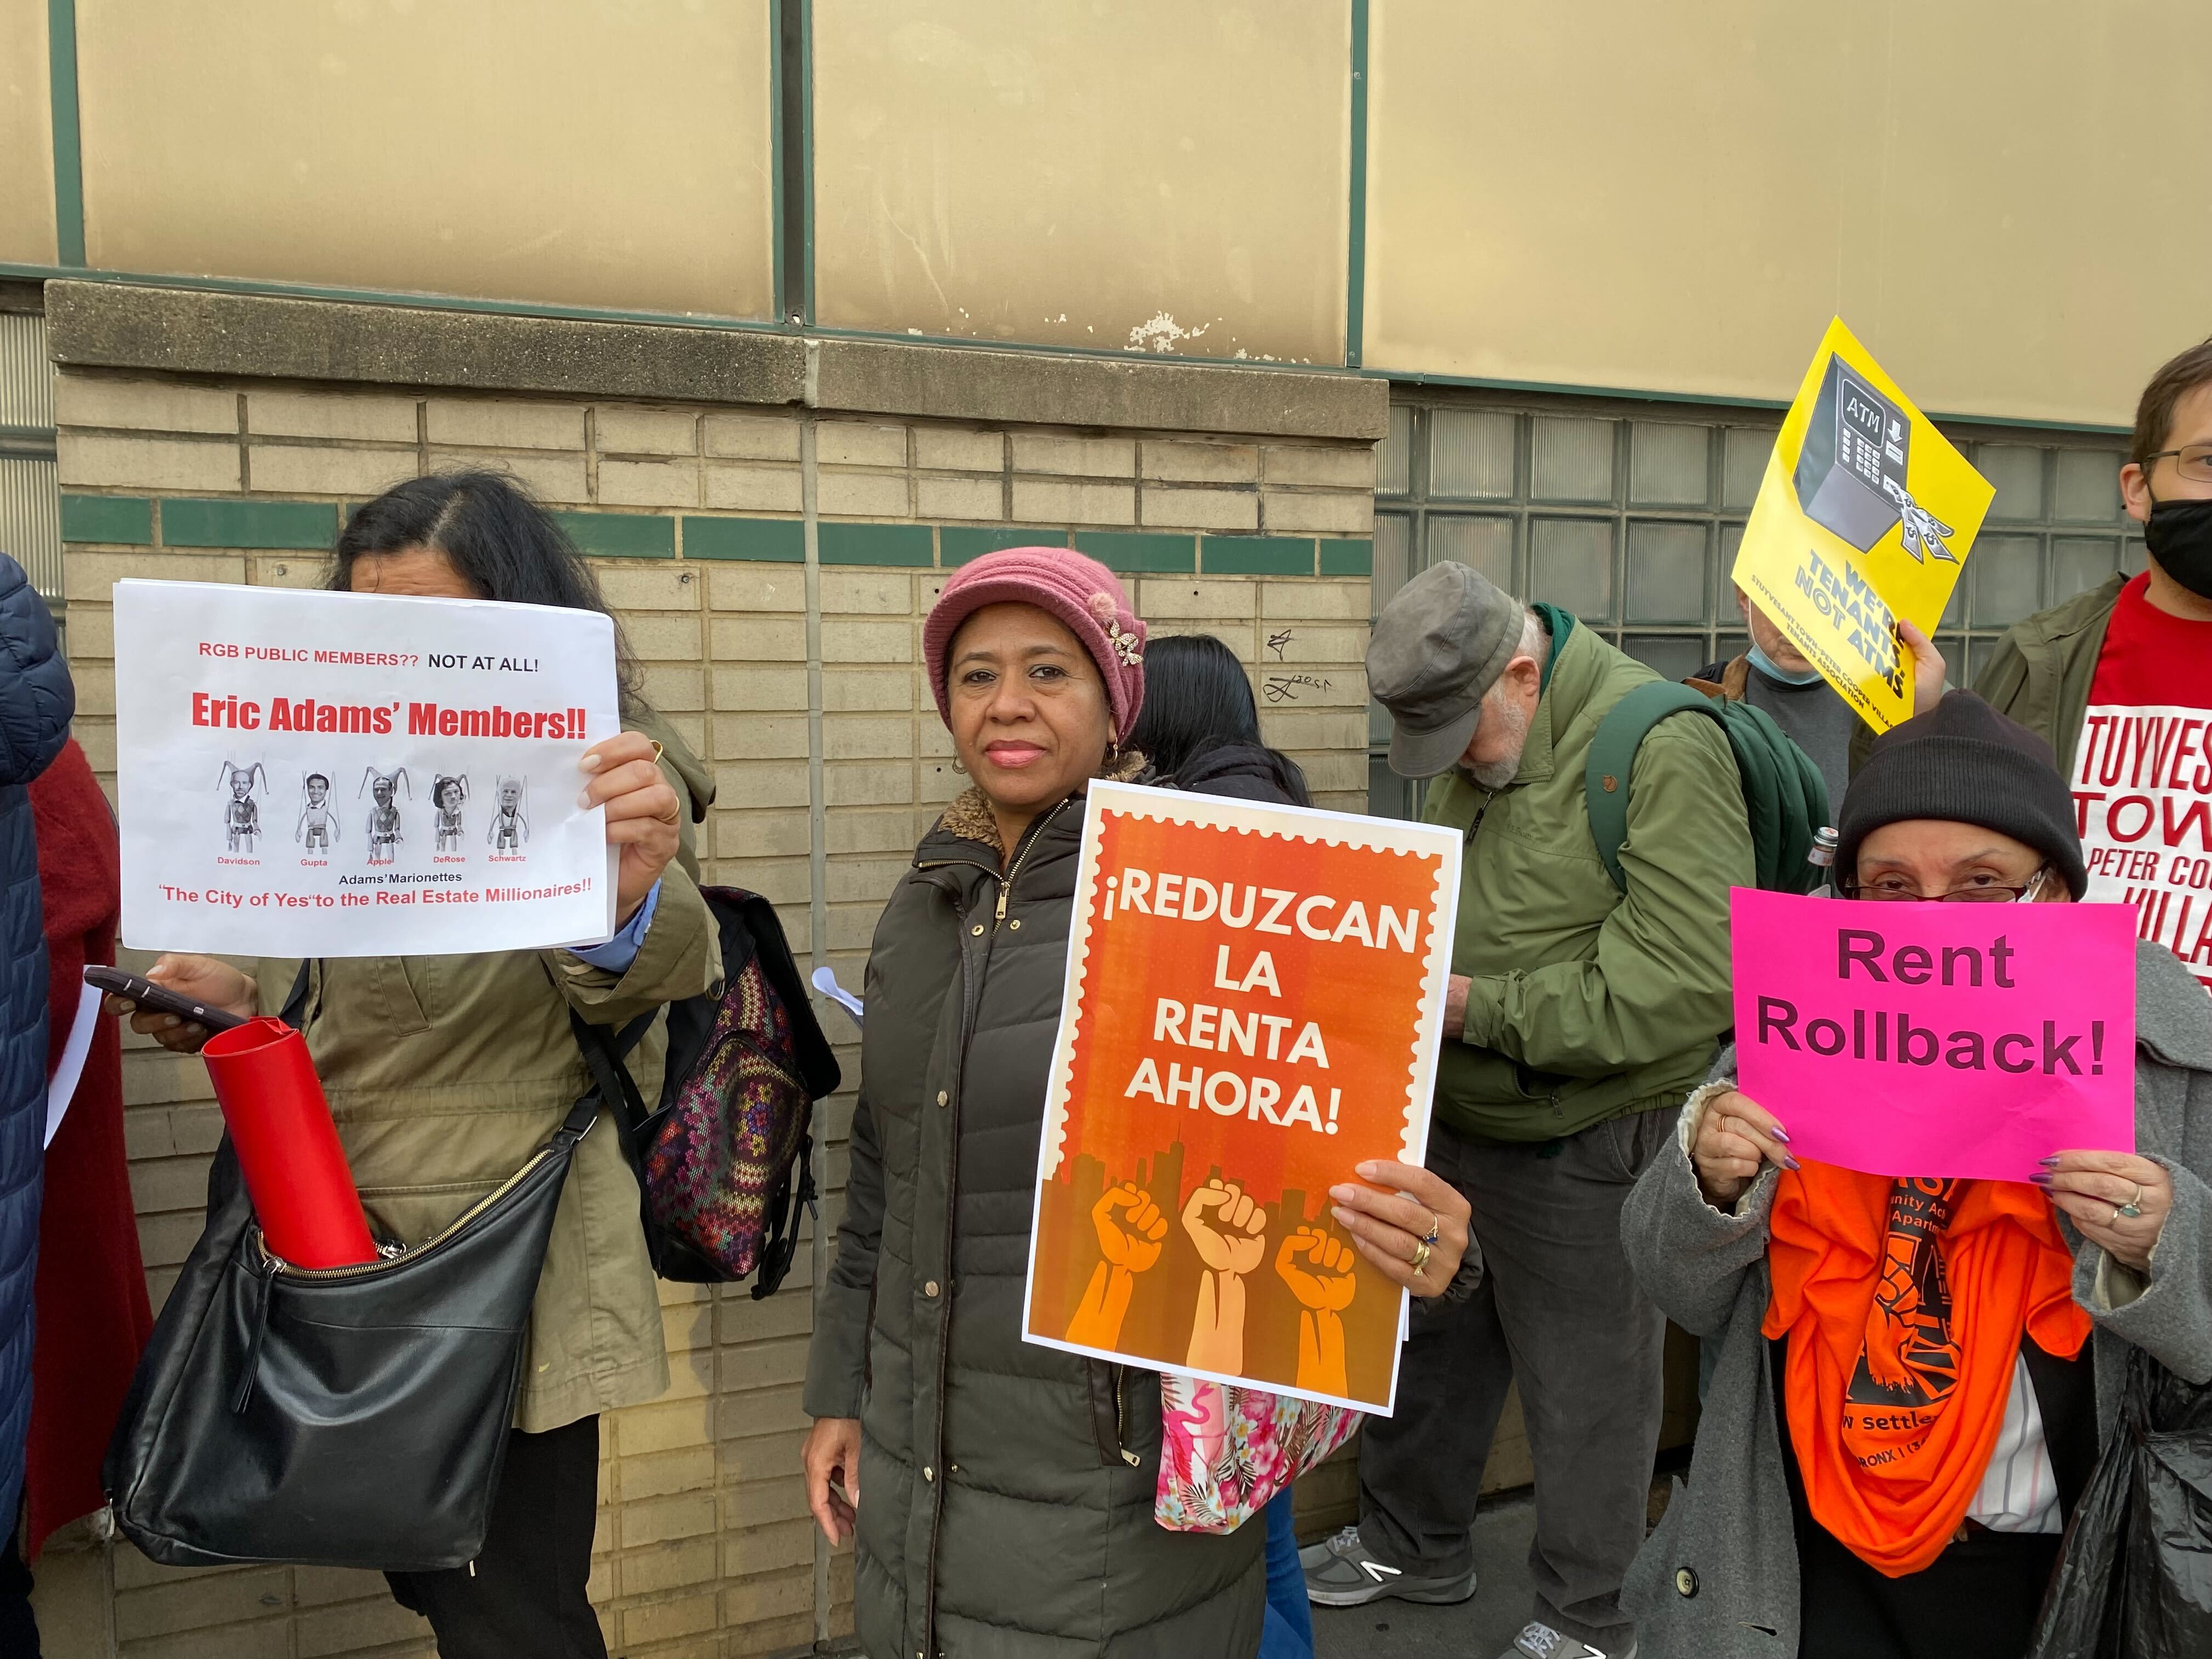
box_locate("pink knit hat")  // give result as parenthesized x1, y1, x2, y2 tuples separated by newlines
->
(922, 547, 1147, 742)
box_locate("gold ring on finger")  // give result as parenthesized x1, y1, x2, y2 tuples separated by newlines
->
(1409, 1239, 1432, 1274)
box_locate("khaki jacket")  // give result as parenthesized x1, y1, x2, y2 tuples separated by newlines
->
(257, 718, 721, 1431)
(1424, 618, 1753, 1142)
(1971, 574, 2124, 777)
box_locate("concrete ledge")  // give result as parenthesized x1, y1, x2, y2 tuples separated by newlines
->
(44, 281, 1389, 441)
(808, 337, 1389, 441)
(45, 282, 807, 407)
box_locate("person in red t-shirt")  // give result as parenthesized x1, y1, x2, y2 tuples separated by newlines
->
(1976, 337, 2212, 989)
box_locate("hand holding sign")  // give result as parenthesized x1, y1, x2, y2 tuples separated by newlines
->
(576, 730, 683, 926)
(1690, 1088, 1798, 1209)
(2037, 1150, 2172, 1271)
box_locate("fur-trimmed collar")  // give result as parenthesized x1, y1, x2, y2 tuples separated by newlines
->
(933, 748, 1148, 859)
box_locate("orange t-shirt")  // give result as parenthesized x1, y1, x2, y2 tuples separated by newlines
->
(1763, 1163, 2090, 1576)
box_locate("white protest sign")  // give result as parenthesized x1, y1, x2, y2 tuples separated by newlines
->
(115, 580, 621, 957)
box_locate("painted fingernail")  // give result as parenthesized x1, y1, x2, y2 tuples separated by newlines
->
(1330, 1205, 1355, 1227)
(2038, 1155, 2062, 1168)
(1779, 1153, 1801, 1171)
(1769, 1127, 1791, 1144)
(578, 753, 603, 772)
(577, 789, 594, 809)
(2029, 1171, 2055, 1186)
(1329, 1183, 1358, 1203)
(1355, 1161, 1381, 1180)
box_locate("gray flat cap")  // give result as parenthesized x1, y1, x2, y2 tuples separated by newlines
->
(1365, 562, 1525, 778)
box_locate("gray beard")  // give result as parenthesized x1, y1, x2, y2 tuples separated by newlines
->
(1463, 696, 1530, 790)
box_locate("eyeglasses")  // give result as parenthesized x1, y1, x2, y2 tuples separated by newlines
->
(2141, 444, 2212, 484)
(1838, 866, 2051, 904)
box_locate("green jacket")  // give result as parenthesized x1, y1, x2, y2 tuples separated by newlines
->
(256, 715, 721, 1432)
(1971, 574, 2123, 777)
(1424, 619, 1752, 1142)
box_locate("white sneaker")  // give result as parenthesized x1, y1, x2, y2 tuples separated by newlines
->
(1298, 1523, 1478, 1607)
(1497, 1621, 1638, 1659)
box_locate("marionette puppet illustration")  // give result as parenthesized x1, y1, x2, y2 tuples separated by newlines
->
(217, 761, 269, 853)
(487, 775, 528, 853)
(359, 766, 409, 866)
(295, 772, 340, 852)
(432, 774, 469, 853)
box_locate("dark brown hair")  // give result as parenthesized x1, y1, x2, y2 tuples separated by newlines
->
(2130, 337, 2212, 467)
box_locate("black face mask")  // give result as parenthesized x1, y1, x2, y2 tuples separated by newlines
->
(2143, 490, 2212, 600)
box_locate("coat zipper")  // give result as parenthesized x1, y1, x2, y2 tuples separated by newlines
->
(918, 795, 1077, 1646)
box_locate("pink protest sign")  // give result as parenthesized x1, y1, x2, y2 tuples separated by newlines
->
(1733, 889, 2136, 1182)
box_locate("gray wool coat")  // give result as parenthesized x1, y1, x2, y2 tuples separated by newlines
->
(1619, 941, 2212, 1657)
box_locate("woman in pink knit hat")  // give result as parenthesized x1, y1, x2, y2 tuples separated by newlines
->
(800, 548, 1465, 1658)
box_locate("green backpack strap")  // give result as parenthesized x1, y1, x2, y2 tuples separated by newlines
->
(1585, 682, 1719, 894)
(1584, 681, 1833, 894)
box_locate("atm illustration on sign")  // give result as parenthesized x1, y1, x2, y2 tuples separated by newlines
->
(1792, 355, 1957, 565)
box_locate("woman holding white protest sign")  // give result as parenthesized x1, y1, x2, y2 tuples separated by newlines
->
(115, 474, 719, 1659)
(1620, 692, 2212, 1659)
(800, 548, 1470, 1659)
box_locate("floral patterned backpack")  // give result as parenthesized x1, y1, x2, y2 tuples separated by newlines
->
(1154, 1374, 1363, 1534)
(571, 887, 840, 1296)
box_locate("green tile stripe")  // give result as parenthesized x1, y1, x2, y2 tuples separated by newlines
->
(682, 516, 802, 562)
(60, 494, 151, 545)
(552, 511, 674, 558)
(1201, 536, 1314, 575)
(1319, 538, 1374, 577)
(940, 526, 1070, 567)
(161, 498, 338, 550)
(819, 522, 932, 567)
(1074, 531, 1196, 575)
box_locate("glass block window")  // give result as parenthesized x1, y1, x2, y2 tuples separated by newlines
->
(1370, 393, 2140, 817)
(0, 310, 60, 603)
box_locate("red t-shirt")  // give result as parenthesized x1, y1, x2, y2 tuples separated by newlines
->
(2073, 573, 2212, 990)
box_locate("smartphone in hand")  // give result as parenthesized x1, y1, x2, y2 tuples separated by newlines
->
(82, 966, 248, 1034)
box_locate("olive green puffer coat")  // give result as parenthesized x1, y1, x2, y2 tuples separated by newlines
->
(804, 777, 1265, 1659)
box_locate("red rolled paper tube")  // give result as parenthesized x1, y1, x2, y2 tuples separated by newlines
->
(201, 1017, 378, 1268)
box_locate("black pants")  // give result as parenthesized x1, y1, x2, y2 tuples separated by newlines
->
(1795, 1515, 2061, 1659)
(1774, 1337, 2082, 1658)
(1356, 1113, 1672, 1650)
(0, 1524, 37, 1659)
(387, 1415, 605, 1659)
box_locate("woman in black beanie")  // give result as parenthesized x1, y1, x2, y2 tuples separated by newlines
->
(1614, 692, 2212, 1659)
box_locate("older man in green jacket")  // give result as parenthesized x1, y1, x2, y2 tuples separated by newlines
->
(1303, 561, 1750, 1659)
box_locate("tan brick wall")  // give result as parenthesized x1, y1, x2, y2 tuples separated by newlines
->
(42, 371, 1375, 1659)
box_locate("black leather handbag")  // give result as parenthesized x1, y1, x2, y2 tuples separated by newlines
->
(104, 977, 600, 1572)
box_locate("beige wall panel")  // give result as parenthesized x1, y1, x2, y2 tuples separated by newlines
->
(74, 0, 774, 317)
(0, 0, 57, 265)
(814, 0, 1349, 364)
(1366, 0, 2210, 427)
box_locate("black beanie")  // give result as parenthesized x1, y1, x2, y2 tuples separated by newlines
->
(1836, 691, 2087, 898)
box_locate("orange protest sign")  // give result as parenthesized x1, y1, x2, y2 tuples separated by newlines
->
(1023, 781, 1460, 1413)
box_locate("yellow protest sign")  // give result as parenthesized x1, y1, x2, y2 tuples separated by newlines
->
(1731, 318, 1994, 732)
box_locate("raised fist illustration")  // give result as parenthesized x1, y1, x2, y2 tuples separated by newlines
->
(1182, 1178, 1267, 1277)
(1276, 1227, 1358, 1313)
(1092, 1183, 1169, 1273)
